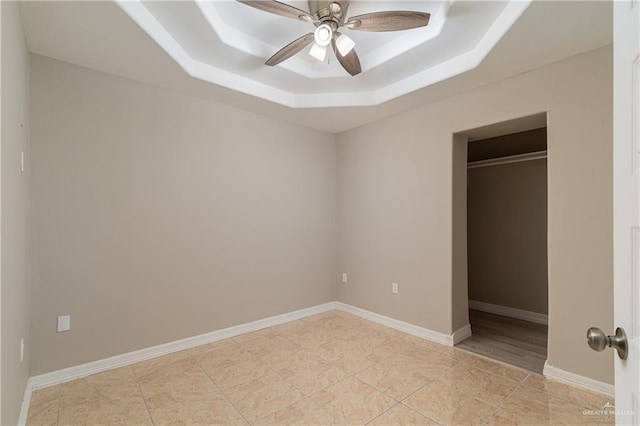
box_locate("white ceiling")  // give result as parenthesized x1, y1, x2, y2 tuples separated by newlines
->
(114, 0, 526, 107)
(20, 0, 612, 132)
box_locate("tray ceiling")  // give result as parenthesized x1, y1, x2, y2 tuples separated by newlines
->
(19, 1, 613, 132)
(115, 0, 530, 108)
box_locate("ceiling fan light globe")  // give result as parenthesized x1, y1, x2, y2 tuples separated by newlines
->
(314, 24, 333, 47)
(309, 42, 327, 61)
(336, 34, 355, 56)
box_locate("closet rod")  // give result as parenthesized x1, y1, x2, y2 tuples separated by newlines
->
(467, 150, 547, 169)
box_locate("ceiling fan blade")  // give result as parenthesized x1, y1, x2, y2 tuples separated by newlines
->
(266, 33, 315, 66)
(346, 11, 430, 32)
(237, 0, 314, 22)
(332, 33, 361, 76)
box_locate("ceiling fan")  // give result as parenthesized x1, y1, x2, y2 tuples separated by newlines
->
(237, 0, 430, 76)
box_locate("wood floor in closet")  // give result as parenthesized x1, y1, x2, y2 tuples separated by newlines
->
(455, 309, 548, 374)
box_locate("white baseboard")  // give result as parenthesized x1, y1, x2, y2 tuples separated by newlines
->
(27, 300, 614, 426)
(17, 378, 33, 426)
(452, 324, 472, 344)
(543, 361, 614, 397)
(29, 302, 336, 390)
(334, 302, 456, 346)
(29, 301, 458, 394)
(22, 301, 459, 424)
(469, 300, 548, 325)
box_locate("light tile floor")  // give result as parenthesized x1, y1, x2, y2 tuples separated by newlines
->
(27, 310, 614, 425)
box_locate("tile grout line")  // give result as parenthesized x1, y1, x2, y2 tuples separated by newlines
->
(362, 401, 402, 425)
(398, 402, 444, 425)
(268, 321, 371, 412)
(128, 365, 156, 426)
(32, 311, 609, 425)
(250, 361, 311, 424)
(195, 329, 313, 424)
(54, 382, 62, 426)
(517, 375, 613, 409)
(193, 350, 255, 426)
(397, 357, 522, 424)
(468, 362, 533, 419)
(402, 354, 466, 401)
(274, 317, 461, 424)
(223, 327, 362, 424)
(268, 322, 398, 424)
(481, 376, 530, 423)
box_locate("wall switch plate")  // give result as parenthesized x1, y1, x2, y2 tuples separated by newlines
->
(20, 338, 24, 362)
(342, 273, 348, 283)
(392, 282, 399, 294)
(57, 315, 71, 332)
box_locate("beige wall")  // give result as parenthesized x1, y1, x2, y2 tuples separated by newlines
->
(27, 43, 613, 386)
(467, 158, 548, 315)
(337, 46, 613, 383)
(30, 55, 336, 375)
(1, 1, 31, 423)
(451, 135, 469, 331)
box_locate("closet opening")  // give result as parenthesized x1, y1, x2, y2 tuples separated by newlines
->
(453, 115, 549, 374)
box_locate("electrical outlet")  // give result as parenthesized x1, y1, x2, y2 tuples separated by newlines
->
(392, 282, 399, 294)
(20, 338, 24, 362)
(57, 315, 71, 332)
(342, 273, 348, 283)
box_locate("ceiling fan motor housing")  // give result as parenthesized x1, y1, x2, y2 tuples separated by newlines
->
(315, 2, 344, 25)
